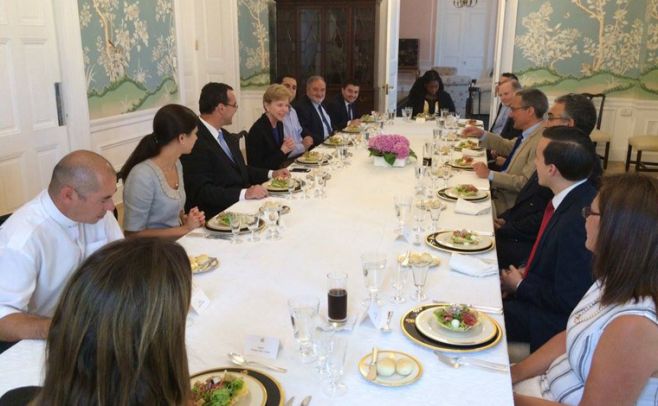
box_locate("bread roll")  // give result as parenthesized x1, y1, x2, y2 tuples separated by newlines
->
(396, 358, 414, 376)
(376, 358, 395, 377)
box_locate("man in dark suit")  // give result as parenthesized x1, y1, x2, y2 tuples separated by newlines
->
(181, 82, 289, 218)
(326, 79, 361, 131)
(489, 78, 523, 141)
(500, 126, 597, 351)
(294, 75, 334, 146)
(495, 93, 601, 268)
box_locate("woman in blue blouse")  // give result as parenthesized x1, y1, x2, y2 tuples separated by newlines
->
(120, 104, 205, 238)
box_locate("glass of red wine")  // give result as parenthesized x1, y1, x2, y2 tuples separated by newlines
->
(327, 272, 348, 324)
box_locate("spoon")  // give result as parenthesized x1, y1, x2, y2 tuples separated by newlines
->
(227, 352, 287, 373)
(381, 310, 394, 333)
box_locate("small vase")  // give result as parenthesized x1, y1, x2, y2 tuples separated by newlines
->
(373, 156, 407, 167)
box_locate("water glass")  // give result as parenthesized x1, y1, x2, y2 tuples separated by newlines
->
(433, 128, 441, 144)
(246, 213, 260, 242)
(393, 195, 411, 230)
(323, 334, 348, 396)
(264, 207, 280, 240)
(440, 164, 452, 188)
(440, 108, 449, 119)
(390, 260, 407, 304)
(411, 262, 430, 301)
(288, 295, 320, 363)
(402, 107, 413, 121)
(387, 110, 396, 125)
(228, 213, 242, 244)
(287, 180, 296, 200)
(361, 252, 387, 305)
(430, 205, 441, 230)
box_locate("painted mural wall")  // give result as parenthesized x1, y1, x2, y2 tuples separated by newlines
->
(238, 0, 273, 89)
(512, 0, 658, 99)
(78, 0, 179, 119)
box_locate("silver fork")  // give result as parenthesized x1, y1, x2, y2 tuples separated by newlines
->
(434, 351, 508, 373)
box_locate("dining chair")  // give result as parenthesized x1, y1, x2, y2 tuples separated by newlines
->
(581, 93, 610, 169)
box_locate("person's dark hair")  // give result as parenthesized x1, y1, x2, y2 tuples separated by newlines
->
(275, 74, 296, 84)
(118, 104, 198, 181)
(555, 93, 597, 136)
(409, 70, 445, 100)
(517, 88, 548, 119)
(501, 72, 519, 81)
(542, 126, 595, 181)
(34, 238, 192, 406)
(341, 78, 360, 88)
(199, 82, 233, 114)
(593, 174, 658, 308)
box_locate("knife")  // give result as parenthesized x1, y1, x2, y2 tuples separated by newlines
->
(300, 395, 312, 406)
(366, 347, 378, 380)
(284, 396, 295, 406)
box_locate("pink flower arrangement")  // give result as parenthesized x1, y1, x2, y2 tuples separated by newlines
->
(368, 134, 416, 165)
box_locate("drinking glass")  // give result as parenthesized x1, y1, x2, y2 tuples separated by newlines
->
(393, 195, 411, 231)
(288, 296, 320, 363)
(246, 213, 260, 242)
(387, 110, 396, 125)
(440, 164, 452, 188)
(323, 334, 348, 396)
(312, 327, 334, 376)
(303, 177, 315, 199)
(440, 108, 449, 119)
(228, 213, 242, 244)
(430, 205, 441, 230)
(411, 262, 430, 301)
(433, 128, 441, 145)
(403, 107, 413, 121)
(327, 272, 348, 323)
(390, 260, 407, 304)
(264, 207, 280, 240)
(287, 179, 296, 200)
(360, 252, 387, 305)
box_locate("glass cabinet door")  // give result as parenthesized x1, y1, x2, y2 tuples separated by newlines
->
(299, 8, 321, 79)
(324, 7, 348, 86)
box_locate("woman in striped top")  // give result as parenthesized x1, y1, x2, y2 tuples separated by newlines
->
(512, 174, 658, 405)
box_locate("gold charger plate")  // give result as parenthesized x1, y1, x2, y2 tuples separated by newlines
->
(415, 307, 497, 346)
(341, 126, 361, 134)
(264, 178, 303, 192)
(448, 159, 475, 170)
(295, 153, 332, 166)
(439, 186, 489, 201)
(205, 213, 265, 234)
(358, 350, 423, 387)
(401, 305, 502, 353)
(425, 232, 495, 255)
(190, 367, 284, 406)
(323, 136, 351, 147)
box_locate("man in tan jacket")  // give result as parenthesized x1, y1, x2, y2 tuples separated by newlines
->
(462, 88, 548, 215)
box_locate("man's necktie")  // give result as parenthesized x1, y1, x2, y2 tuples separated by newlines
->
(347, 103, 353, 121)
(500, 135, 523, 172)
(272, 126, 281, 145)
(318, 104, 332, 137)
(523, 201, 555, 278)
(217, 131, 235, 162)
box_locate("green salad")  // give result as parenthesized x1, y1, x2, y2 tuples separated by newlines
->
(450, 229, 479, 245)
(270, 177, 290, 188)
(191, 374, 246, 406)
(434, 304, 479, 332)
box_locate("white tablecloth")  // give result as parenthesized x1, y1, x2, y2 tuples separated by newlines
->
(0, 119, 513, 405)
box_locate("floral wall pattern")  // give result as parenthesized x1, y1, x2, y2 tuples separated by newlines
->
(78, 0, 179, 119)
(238, 0, 273, 89)
(512, 0, 658, 99)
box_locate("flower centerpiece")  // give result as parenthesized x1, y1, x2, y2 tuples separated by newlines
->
(367, 134, 417, 167)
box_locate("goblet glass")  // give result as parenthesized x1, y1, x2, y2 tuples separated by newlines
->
(288, 295, 320, 363)
(411, 262, 430, 301)
(228, 213, 242, 244)
(323, 334, 348, 397)
(246, 213, 260, 242)
(360, 252, 387, 305)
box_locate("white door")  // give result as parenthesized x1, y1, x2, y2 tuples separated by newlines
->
(436, 0, 495, 80)
(0, 0, 68, 215)
(376, 0, 400, 112)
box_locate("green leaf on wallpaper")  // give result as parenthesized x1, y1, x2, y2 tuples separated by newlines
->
(87, 77, 178, 119)
(639, 69, 658, 93)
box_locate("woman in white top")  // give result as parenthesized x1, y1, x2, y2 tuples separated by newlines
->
(120, 104, 205, 238)
(512, 173, 658, 405)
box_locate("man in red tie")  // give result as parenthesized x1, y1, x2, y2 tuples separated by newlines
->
(500, 126, 597, 351)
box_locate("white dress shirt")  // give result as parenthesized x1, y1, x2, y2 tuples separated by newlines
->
(283, 106, 306, 157)
(0, 190, 123, 319)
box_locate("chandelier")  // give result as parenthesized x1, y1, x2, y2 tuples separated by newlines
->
(453, 0, 477, 7)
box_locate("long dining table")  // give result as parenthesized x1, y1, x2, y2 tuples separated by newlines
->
(0, 118, 514, 405)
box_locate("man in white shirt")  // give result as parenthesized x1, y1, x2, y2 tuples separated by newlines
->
(0, 150, 123, 341)
(277, 75, 314, 156)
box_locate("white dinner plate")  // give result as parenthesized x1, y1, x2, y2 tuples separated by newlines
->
(358, 350, 423, 387)
(433, 230, 494, 251)
(442, 186, 489, 201)
(264, 178, 302, 192)
(415, 308, 497, 346)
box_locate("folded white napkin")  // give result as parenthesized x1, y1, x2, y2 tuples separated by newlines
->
(454, 198, 490, 215)
(449, 253, 498, 277)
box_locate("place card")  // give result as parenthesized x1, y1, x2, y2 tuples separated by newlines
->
(190, 280, 210, 314)
(244, 335, 280, 360)
(362, 302, 391, 329)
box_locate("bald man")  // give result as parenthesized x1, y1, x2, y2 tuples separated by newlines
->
(0, 150, 123, 341)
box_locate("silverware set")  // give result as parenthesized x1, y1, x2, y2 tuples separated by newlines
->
(434, 351, 509, 373)
(285, 395, 312, 406)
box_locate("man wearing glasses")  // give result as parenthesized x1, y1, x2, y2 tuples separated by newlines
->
(463, 88, 548, 215)
(181, 82, 290, 218)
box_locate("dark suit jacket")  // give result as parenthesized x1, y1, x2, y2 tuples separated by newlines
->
(180, 119, 269, 218)
(294, 95, 333, 146)
(504, 180, 596, 350)
(407, 90, 455, 116)
(489, 103, 522, 140)
(495, 171, 553, 268)
(246, 114, 289, 170)
(326, 94, 358, 131)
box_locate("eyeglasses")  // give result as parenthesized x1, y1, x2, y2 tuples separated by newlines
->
(509, 105, 529, 112)
(581, 206, 600, 219)
(546, 115, 571, 122)
(223, 103, 239, 109)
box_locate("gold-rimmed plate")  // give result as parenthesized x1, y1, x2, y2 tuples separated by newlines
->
(323, 136, 351, 147)
(205, 213, 265, 234)
(425, 232, 494, 255)
(453, 140, 483, 151)
(264, 178, 304, 193)
(401, 305, 502, 353)
(341, 126, 362, 134)
(415, 307, 497, 346)
(439, 187, 489, 201)
(295, 153, 332, 166)
(190, 367, 283, 406)
(448, 159, 475, 170)
(358, 350, 423, 387)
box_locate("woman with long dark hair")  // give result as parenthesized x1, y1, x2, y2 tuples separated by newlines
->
(512, 174, 658, 405)
(33, 237, 192, 405)
(405, 70, 456, 116)
(120, 104, 205, 238)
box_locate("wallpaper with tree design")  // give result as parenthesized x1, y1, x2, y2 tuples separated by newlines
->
(78, 0, 179, 119)
(512, 0, 658, 99)
(238, 0, 273, 89)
